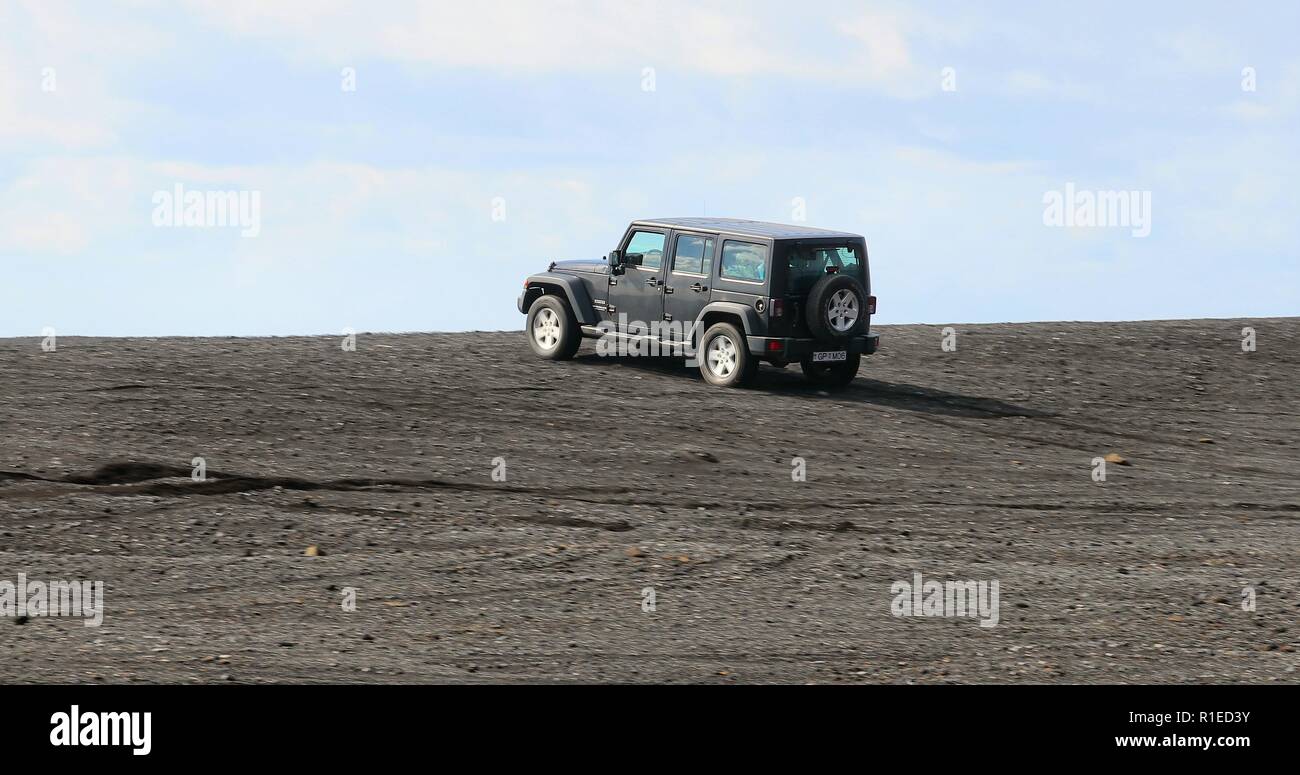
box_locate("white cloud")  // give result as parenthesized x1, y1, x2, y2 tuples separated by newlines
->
(0, 156, 137, 256)
(0, 1, 171, 152)
(838, 11, 914, 79)
(1219, 60, 1300, 121)
(1151, 28, 1244, 77)
(178, 0, 949, 93)
(6, 212, 88, 254)
(0, 39, 116, 149)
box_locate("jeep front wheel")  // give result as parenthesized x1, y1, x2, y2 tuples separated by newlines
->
(698, 322, 757, 387)
(526, 295, 581, 360)
(800, 352, 861, 387)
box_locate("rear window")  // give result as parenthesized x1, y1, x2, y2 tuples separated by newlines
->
(785, 244, 862, 294)
(719, 240, 768, 283)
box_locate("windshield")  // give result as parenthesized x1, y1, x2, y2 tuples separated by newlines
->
(784, 244, 862, 295)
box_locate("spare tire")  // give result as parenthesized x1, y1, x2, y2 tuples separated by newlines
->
(805, 272, 868, 340)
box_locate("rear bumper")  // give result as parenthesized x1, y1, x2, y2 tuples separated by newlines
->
(747, 333, 880, 358)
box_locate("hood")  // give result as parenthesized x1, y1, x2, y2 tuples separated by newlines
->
(551, 258, 609, 274)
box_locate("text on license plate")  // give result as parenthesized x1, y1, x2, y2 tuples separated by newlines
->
(812, 351, 847, 362)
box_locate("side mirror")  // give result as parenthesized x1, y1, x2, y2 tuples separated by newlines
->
(607, 249, 622, 266)
(624, 252, 644, 267)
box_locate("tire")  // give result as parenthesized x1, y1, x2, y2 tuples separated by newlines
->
(526, 294, 581, 360)
(800, 352, 861, 387)
(805, 273, 868, 341)
(698, 322, 758, 387)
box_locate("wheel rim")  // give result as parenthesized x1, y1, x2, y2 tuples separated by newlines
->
(827, 289, 859, 333)
(706, 334, 738, 378)
(532, 307, 560, 349)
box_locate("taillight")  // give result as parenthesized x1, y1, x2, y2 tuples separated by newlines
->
(866, 295, 877, 315)
(769, 298, 784, 317)
(523, 280, 530, 289)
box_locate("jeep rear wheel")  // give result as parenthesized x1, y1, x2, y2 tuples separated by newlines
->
(526, 294, 581, 360)
(699, 322, 757, 387)
(800, 352, 860, 387)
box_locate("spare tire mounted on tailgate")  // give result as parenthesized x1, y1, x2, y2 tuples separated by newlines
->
(805, 272, 867, 340)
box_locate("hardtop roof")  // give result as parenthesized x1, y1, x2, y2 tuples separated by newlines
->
(632, 217, 861, 240)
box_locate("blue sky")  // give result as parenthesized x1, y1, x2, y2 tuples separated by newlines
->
(1, 0, 1296, 336)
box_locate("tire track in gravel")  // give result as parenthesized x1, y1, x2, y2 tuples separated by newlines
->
(5, 464, 1296, 521)
(0, 461, 634, 499)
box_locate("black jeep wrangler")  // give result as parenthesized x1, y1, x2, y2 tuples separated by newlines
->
(517, 217, 879, 388)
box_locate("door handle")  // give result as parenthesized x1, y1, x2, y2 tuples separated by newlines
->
(646, 277, 658, 287)
(663, 286, 674, 294)
(690, 283, 707, 292)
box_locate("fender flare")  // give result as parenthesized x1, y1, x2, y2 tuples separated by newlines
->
(692, 301, 762, 340)
(521, 273, 598, 325)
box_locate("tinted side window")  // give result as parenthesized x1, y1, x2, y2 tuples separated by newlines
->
(719, 240, 768, 282)
(625, 230, 665, 270)
(671, 234, 714, 275)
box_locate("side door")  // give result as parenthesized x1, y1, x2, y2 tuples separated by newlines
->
(608, 227, 667, 334)
(662, 231, 715, 342)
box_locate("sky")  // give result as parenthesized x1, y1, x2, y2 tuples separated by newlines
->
(1, 0, 1297, 336)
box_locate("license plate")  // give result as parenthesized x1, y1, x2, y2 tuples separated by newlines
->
(812, 350, 847, 362)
